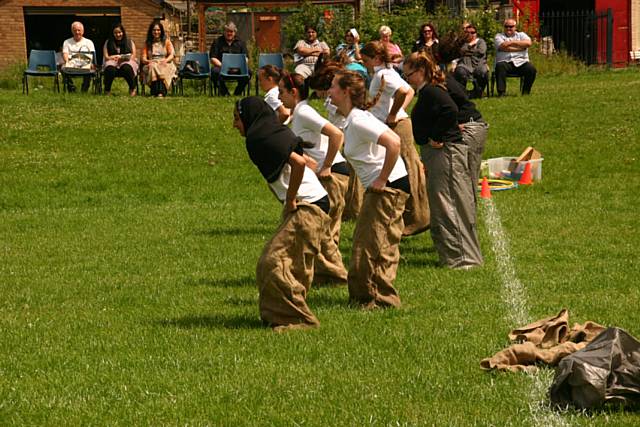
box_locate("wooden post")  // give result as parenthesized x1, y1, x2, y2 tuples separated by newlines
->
(198, 2, 206, 52)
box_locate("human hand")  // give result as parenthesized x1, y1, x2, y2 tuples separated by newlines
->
(386, 113, 398, 127)
(285, 198, 297, 213)
(317, 166, 332, 179)
(429, 140, 444, 149)
(370, 177, 386, 193)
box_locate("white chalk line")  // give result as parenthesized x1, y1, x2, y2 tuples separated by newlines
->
(482, 198, 568, 427)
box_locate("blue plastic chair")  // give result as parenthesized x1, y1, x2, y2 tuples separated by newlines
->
(61, 50, 101, 94)
(23, 49, 60, 95)
(178, 51, 212, 96)
(217, 53, 251, 96)
(255, 53, 284, 95)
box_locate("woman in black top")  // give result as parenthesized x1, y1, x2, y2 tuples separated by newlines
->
(403, 52, 483, 269)
(102, 23, 138, 96)
(412, 23, 440, 59)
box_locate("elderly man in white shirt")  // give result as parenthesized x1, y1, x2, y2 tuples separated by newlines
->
(494, 19, 537, 96)
(62, 21, 96, 93)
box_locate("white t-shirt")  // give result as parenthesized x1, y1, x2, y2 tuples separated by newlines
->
(368, 65, 410, 122)
(324, 97, 346, 129)
(62, 37, 96, 56)
(290, 100, 346, 170)
(264, 86, 283, 111)
(342, 108, 407, 189)
(494, 31, 531, 67)
(268, 164, 327, 204)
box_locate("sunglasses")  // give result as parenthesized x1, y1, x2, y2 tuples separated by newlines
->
(467, 31, 476, 34)
(504, 25, 515, 28)
(423, 29, 433, 33)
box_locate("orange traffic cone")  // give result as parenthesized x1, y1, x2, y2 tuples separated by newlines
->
(480, 177, 492, 199)
(518, 162, 533, 185)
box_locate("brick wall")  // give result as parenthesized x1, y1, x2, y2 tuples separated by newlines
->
(0, 0, 172, 71)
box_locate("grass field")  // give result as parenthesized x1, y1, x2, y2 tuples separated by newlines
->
(1, 69, 640, 426)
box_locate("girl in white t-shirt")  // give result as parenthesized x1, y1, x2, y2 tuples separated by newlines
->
(361, 41, 429, 236)
(257, 64, 290, 124)
(279, 72, 348, 284)
(308, 62, 364, 221)
(327, 70, 410, 309)
(233, 96, 331, 331)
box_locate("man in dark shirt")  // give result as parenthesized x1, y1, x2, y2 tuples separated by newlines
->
(209, 22, 249, 96)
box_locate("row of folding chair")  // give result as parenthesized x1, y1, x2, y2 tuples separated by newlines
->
(24, 50, 282, 97)
(177, 52, 257, 97)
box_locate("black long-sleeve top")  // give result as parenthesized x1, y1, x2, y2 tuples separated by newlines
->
(411, 84, 463, 145)
(445, 74, 483, 124)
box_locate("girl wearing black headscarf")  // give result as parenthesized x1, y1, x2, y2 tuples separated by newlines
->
(233, 97, 331, 331)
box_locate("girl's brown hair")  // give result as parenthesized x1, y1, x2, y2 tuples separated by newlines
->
(280, 71, 308, 100)
(360, 41, 392, 66)
(259, 64, 282, 82)
(308, 61, 344, 91)
(333, 70, 367, 110)
(404, 51, 445, 86)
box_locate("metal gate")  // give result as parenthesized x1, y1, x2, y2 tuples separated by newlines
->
(539, 8, 613, 66)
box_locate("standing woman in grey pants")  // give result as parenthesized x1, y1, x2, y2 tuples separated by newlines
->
(403, 51, 483, 269)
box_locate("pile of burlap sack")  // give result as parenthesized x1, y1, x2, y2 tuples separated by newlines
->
(481, 309, 640, 409)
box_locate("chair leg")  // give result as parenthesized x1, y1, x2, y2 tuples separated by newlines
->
(490, 72, 495, 97)
(23, 75, 28, 95)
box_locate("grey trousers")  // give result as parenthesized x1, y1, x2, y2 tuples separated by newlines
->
(421, 143, 483, 269)
(461, 120, 489, 195)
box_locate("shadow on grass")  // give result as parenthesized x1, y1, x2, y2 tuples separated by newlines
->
(196, 225, 272, 237)
(307, 288, 350, 309)
(184, 275, 255, 288)
(401, 256, 441, 268)
(159, 313, 263, 330)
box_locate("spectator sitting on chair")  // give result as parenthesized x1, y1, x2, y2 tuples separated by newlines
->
(494, 19, 537, 96)
(412, 23, 439, 57)
(62, 21, 95, 93)
(378, 25, 403, 73)
(454, 24, 488, 99)
(294, 24, 330, 80)
(209, 22, 249, 96)
(102, 23, 138, 97)
(141, 21, 176, 97)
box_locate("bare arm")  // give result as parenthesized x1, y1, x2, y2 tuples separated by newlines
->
(163, 41, 175, 63)
(141, 46, 149, 65)
(103, 42, 112, 62)
(296, 43, 321, 57)
(353, 39, 362, 61)
(370, 129, 401, 192)
(318, 122, 344, 178)
(276, 105, 291, 124)
(285, 151, 306, 212)
(130, 41, 137, 62)
(386, 85, 414, 125)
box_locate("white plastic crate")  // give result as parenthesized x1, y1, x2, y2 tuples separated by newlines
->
(485, 157, 544, 181)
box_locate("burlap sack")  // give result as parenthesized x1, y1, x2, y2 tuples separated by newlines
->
(348, 187, 409, 308)
(256, 203, 325, 328)
(315, 174, 349, 283)
(480, 309, 606, 373)
(393, 119, 430, 236)
(342, 162, 364, 221)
